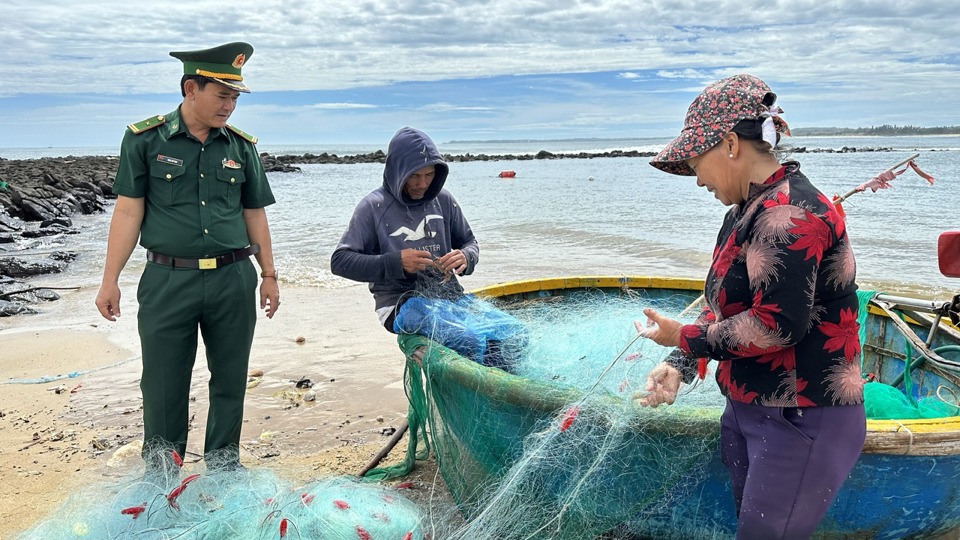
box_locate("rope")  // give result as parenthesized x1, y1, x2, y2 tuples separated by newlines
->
(361, 345, 431, 481)
(891, 420, 915, 455)
(0, 355, 139, 385)
(935, 386, 960, 415)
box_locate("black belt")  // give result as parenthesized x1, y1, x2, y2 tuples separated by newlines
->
(146, 244, 260, 270)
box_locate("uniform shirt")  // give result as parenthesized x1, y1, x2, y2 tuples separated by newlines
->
(112, 107, 275, 258)
(670, 163, 865, 407)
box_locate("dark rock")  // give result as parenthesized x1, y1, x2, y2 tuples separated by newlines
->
(41, 217, 73, 228)
(18, 199, 52, 221)
(22, 226, 71, 238)
(0, 256, 67, 278)
(0, 299, 37, 316)
(0, 211, 22, 232)
(259, 153, 302, 173)
(32, 289, 61, 301)
(50, 251, 78, 262)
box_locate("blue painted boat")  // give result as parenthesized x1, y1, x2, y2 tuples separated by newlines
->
(397, 272, 960, 539)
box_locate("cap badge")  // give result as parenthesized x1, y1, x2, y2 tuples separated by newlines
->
(232, 54, 246, 69)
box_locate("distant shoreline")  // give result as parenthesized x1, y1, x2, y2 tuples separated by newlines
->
(791, 126, 960, 137)
(447, 131, 960, 143)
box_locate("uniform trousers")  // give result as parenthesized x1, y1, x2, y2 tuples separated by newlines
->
(137, 258, 258, 463)
(721, 398, 866, 540)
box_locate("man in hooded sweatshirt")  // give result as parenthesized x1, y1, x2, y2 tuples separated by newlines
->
(331, 126, 523, 368)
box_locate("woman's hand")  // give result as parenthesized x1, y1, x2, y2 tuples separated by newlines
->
(635, 307, 683, 348)
(634, 362, 682, 408)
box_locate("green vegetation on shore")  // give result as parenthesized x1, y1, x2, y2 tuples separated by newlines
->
(792, 125, 960, 136)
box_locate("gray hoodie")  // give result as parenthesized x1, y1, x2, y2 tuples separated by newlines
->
(330, 127, 479, 317)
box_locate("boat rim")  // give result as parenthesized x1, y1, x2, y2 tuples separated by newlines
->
(465, 275, 960, 453)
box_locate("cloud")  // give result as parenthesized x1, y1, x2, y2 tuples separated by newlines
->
(420, 103, 496, 113)
(1, 0, 959, 147)
(308, 102, 378, 110)
(655, 69, 713, 80)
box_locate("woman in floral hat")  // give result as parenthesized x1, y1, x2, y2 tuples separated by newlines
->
(636, 74, 866, 540)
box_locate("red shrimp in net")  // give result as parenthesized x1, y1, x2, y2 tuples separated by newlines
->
(559, 406, 580, 432)
(166, 473, 200, 510)
(120, 503, 147, 519)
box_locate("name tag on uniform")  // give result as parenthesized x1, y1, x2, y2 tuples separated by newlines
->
(222, 158, 242, 169)
(157, 154, 183, 166)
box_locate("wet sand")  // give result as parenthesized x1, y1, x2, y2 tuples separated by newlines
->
(0, 283, 434, 538)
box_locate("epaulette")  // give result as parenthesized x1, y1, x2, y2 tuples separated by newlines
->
(226, 124, 258, 144)
(127, 114, 167, 135)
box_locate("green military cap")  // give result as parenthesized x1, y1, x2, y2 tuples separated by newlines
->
(169, 42, 254, 93)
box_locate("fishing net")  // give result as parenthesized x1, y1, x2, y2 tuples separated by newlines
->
(394, 295, 526, 371)
(376, 280, 960, 539)
(379, 284, 733, 539)
(18, 451, 426, 540)
(863, 381, 960, 419)
(19, 280, 959, 539)
(857, 289, 960, 420)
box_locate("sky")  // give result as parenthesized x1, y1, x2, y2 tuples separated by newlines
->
(2, 0, 959, 148)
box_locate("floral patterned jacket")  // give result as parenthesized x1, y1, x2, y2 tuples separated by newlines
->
(670, 162, 865, 407)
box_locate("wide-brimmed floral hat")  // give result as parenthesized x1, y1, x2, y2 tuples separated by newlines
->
(650, 74, 790, 176)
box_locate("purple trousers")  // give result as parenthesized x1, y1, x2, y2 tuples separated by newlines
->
(721, 398, 866, 540)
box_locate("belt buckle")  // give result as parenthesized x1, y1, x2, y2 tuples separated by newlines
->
(198, 258, 217, 270)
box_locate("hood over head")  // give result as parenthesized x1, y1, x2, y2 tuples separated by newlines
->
(383, 127, 449, 205)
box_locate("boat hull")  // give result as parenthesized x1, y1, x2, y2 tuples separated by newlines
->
(399, 276, 960, 539)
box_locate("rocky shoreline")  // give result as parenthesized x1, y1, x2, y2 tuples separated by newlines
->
(0, 145, 906, 315)
(0, 156, 115, 315)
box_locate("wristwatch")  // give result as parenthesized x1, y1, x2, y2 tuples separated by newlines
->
(261, 270, 278, 279)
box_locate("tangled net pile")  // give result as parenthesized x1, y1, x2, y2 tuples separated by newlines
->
(19, 461, 426, 540)
(18, 280, 960, 539)
(384, 285, 732, 539)
(385, 282, 960, 540)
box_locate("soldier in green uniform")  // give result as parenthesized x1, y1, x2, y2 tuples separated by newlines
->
(95, 42, 280, 470)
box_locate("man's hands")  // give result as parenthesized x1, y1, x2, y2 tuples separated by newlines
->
(436, 249, 468, 275)
(401, 249, 468, 275)
(401, 249, 434, 273)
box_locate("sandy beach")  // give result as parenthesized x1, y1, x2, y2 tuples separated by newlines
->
(0, 281, 444, 538)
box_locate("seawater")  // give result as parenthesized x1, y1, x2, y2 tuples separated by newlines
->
(2, 135, 959, 299)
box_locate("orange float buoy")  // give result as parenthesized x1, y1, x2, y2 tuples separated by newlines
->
(498, 170, 516, 178)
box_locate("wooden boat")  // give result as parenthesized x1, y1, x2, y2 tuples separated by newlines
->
(396, 236, 960, 539)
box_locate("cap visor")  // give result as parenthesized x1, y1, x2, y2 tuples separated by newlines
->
(211, 78, 250, 93)
(648, 133, 696, 176)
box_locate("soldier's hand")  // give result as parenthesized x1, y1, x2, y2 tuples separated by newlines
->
(95, 284, 122, 321)
(260, 278, 280, 319)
